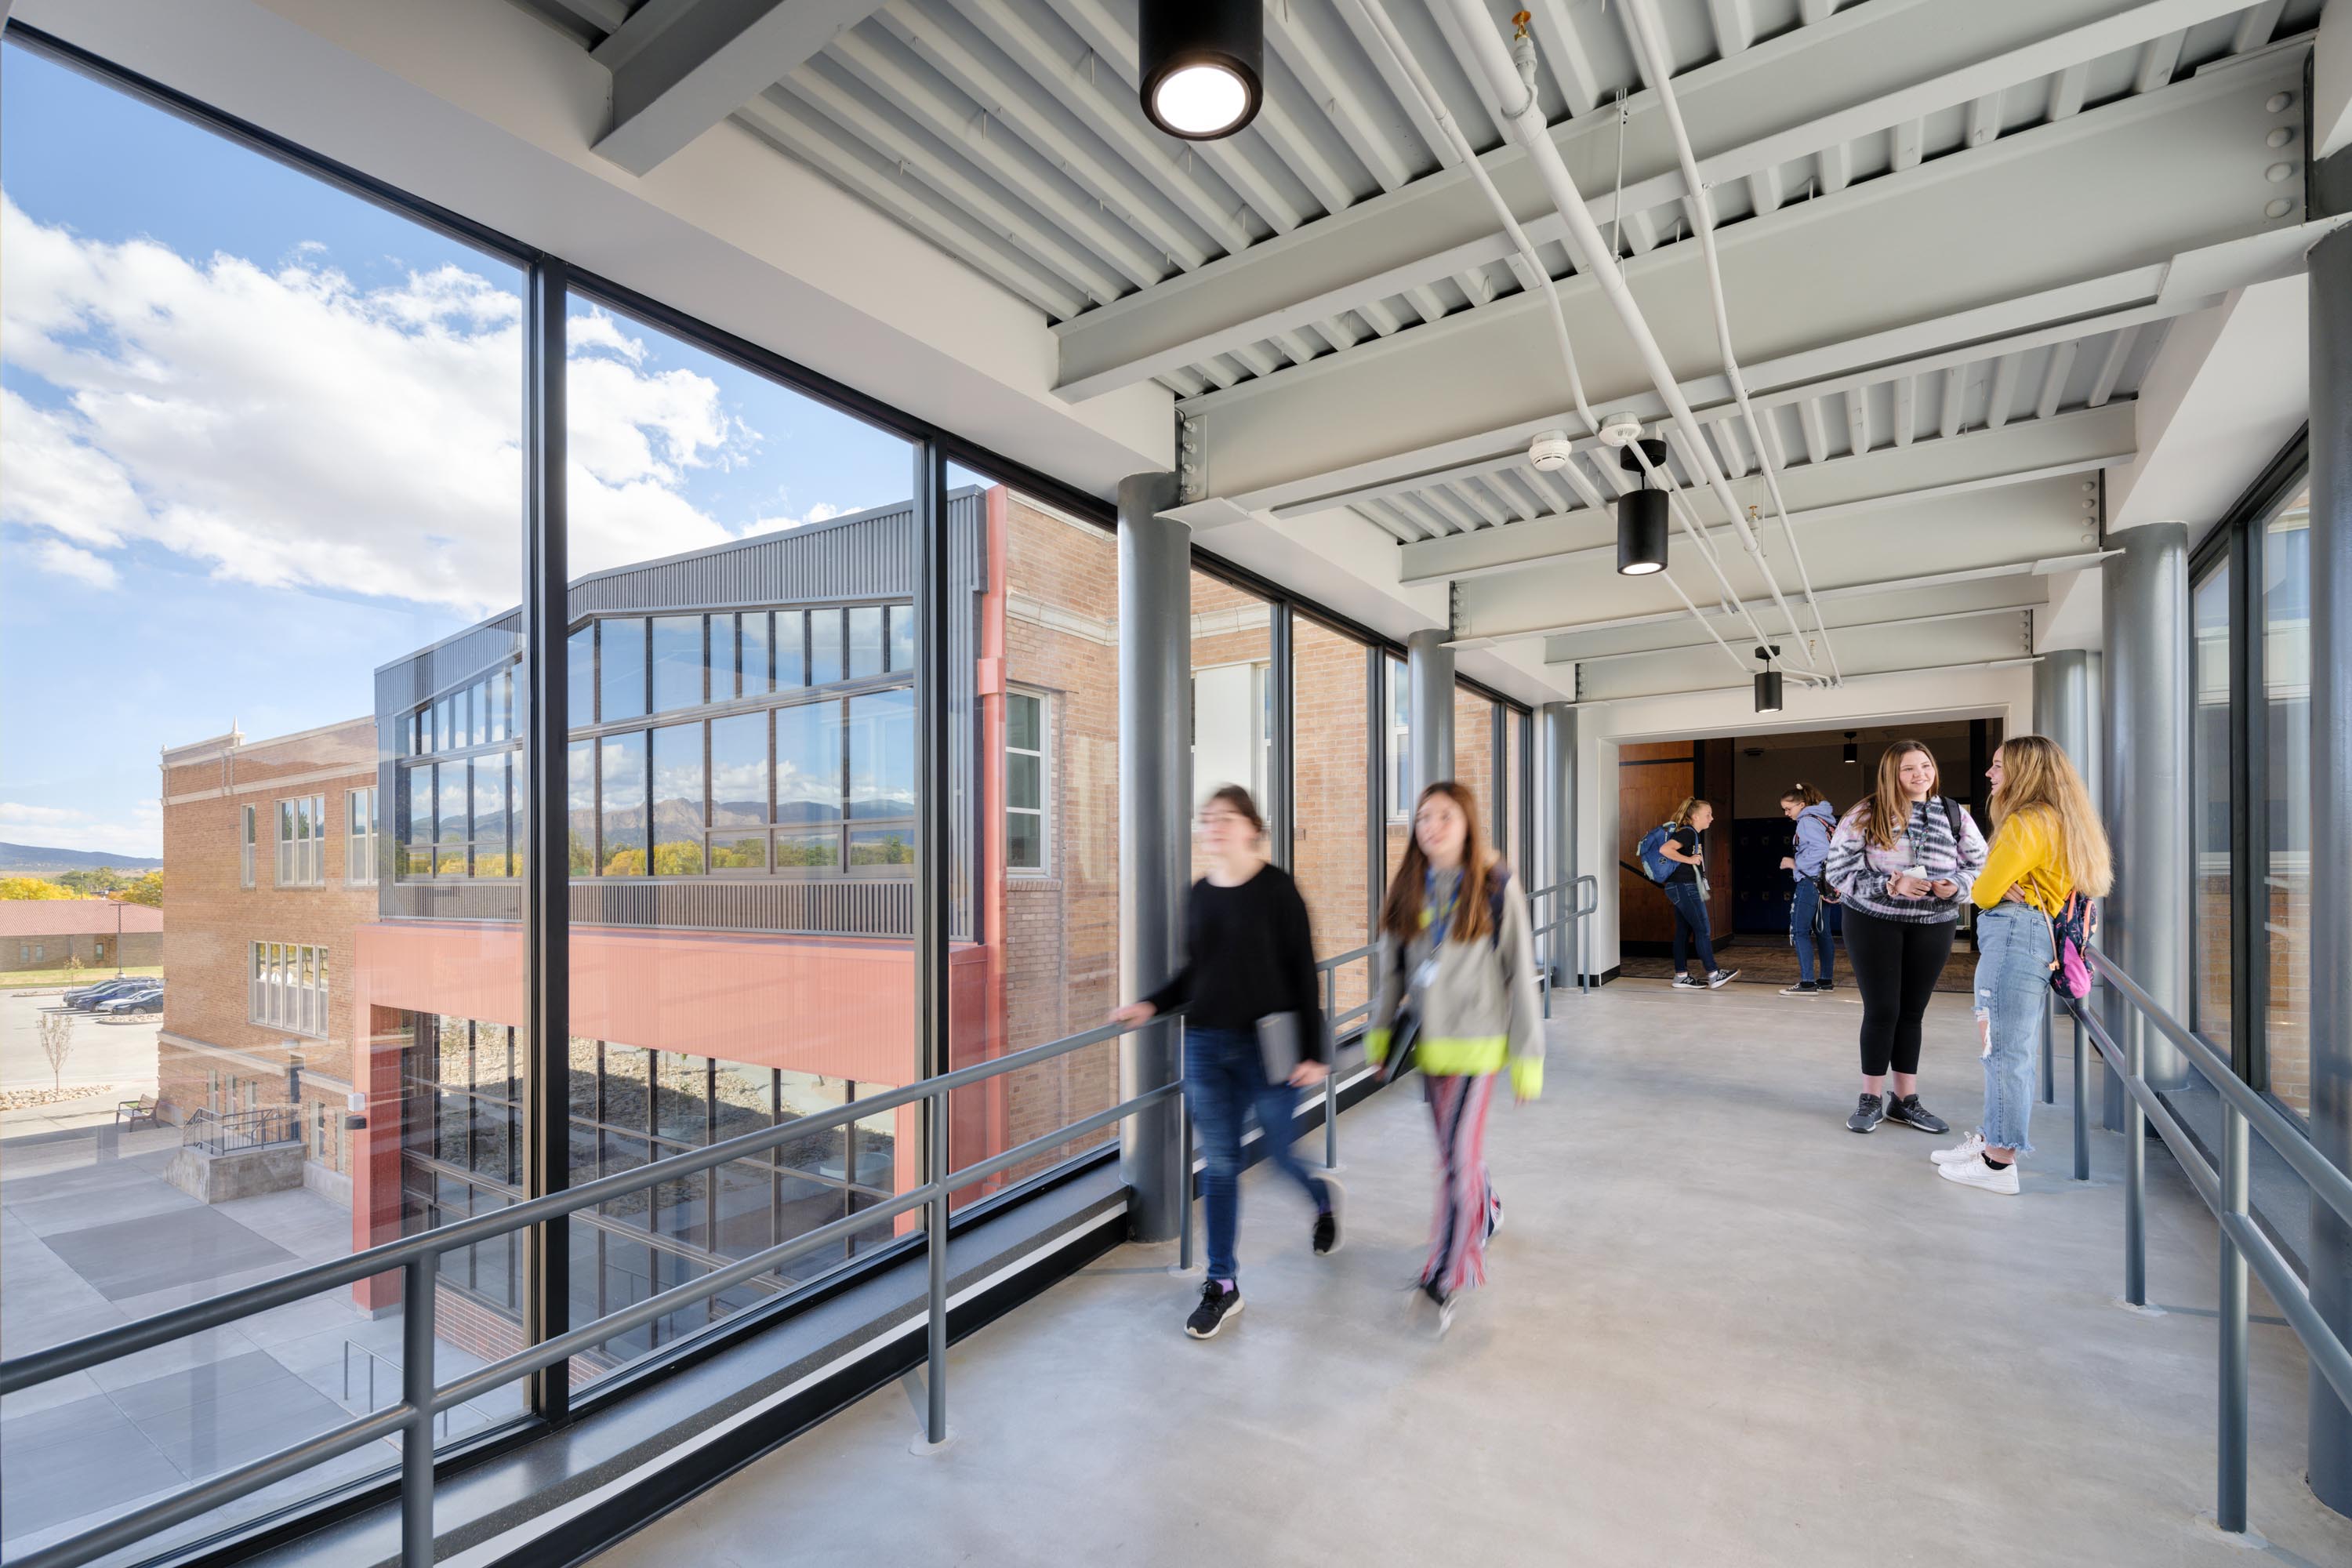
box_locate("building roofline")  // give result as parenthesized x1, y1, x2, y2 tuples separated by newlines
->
(371, 485, 988, 679)
(161, 715, 373, 763)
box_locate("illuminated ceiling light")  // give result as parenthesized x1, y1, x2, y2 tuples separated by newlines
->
(1140, 0, 1263, 141)
(1842, 731, 1859, 764)
(1754, 645, 1783, 713)
(1616, 438, 1668, 576)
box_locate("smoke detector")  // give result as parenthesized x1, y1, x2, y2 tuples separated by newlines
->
(1596, 411, 1645, 447)
(1527, 429, 1576, 471)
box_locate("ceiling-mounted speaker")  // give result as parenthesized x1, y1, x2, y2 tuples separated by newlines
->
(1139, 0, 1264, 140)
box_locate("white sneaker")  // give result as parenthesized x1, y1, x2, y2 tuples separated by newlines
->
(1936, 1153, 2020, 1196)
(1929, 1131, 1986, 1167)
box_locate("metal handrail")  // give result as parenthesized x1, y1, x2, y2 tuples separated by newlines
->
(0, 1010, 1188, 1568)
(181, 1104, 302, 1157)
(2060, 945, 2352, 1537)
(1529, 873, 1599, 1017)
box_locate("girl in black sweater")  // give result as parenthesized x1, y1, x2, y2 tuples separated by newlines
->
(1112, 785, 1337, 1340)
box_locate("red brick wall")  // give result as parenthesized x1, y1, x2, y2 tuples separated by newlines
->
(1292, 618, 1374, 1014)
(158, 720, 379, 1186)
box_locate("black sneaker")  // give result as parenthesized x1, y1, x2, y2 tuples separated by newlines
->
(1846, 1093, 1886, 1134)
(1672, 975, 1703, 989)
(1886, 1094, 1950, 1134)
(1779, 980, 1818, 996)
(1185, 1279, 1242, 1339)
(1312, 1174, 1345, 1257)
(1706, 968, 1739, 989)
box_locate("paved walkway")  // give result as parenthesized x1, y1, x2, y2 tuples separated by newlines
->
(595, 979, 2352, 1568)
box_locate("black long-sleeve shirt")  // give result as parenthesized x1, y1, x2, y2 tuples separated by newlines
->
(1143, 862, 1325, 1062)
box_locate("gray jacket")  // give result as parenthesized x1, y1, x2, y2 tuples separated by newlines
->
(1368, 865, 1547, 1098)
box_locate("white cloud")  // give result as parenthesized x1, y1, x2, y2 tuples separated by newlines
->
(0, 194, 757, 615)
(0, 803, 83, 827)
(0, 800, 157, 856)
(27, 538, 121, 588)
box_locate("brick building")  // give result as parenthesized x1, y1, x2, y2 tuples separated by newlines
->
(0, 899, 162, 974)
(157, 720, 379, 1205)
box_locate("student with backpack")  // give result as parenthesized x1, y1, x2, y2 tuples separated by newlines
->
(1777, 785, 1838, 996)
(1367, 782, 1543, 1338)
(1933, 736, 2112, 1195)
(1111, 785, 1337, 1340)
(1639, 800, 1737, 989)
(1824, 742, 1987, 1135)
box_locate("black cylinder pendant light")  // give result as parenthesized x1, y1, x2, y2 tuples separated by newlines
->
(1616, 438, 1668, 576)
(1842, 731, 1859, 764)
(1140, 0, 1264, 141)
(1754, 645, 1784, 713)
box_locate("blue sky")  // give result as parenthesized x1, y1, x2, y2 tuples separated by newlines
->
(1, 43, 917, 859)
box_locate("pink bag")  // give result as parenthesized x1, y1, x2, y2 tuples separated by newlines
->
(2046, 892, 2095, 1000)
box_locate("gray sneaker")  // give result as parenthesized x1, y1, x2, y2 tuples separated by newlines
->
(1707, 968, 1740, 989)
(1779, 980, 1818, 996)
(1846, 1093, 1886, 1134)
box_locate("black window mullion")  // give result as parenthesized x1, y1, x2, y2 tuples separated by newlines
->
(2236, 509, 2271, 1089)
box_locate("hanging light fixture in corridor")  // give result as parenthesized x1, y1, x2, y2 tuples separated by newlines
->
(1754, 646, 1784, 713)
(1842, 731, 1859, 764)
(1139, 0, 1264, 140)
(1616, 439, 1668, 575)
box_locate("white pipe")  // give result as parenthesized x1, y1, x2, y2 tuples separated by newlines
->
(1352, 2, 1766, 677)
(1619, 0, 1842, 684)
(1438, 0, 1824, 676)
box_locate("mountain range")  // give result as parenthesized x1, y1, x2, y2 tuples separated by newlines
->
(0, 841, 165, 877)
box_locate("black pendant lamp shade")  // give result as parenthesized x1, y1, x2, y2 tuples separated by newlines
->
(1140, 0, 1265, 141)
(1615, 438, 1669, 576)
(1842, 731, 1859, 764)
(1753, 644, 1783, 713)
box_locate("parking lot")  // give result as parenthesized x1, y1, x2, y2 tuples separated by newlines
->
(1, 987, 162, 1111)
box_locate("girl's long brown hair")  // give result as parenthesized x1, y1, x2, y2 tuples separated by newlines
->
(1842, 740, 1939, 851)
(1381, 781, 1496, 944)
(1988, 735, 2113, 897)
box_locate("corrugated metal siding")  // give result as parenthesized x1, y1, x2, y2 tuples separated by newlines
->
(372, 489, 990, 941)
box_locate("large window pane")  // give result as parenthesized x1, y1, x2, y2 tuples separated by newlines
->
(0, 48, 532, 1550)
(652, 721, 706, 875)
(848, 688, 916, 820)
(1190, 569, 1275, 881)
(601, 732, 648, 875)
(848, 604, 885, 679)
(1454, 684, 1497, 851)
(563, 292, 917, 1381)
(651, 614, 705, 713)
(2263, 490, 2312, 1114)
(1294, 619, 1374, 1018)
(2192, 558, 2233, 1046)
(568, 739, 596, 875)
(568, 623, 596, 722)
(810, 608, 844, 685)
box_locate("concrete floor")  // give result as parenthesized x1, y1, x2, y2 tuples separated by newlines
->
(595, 980, 2352, 1568)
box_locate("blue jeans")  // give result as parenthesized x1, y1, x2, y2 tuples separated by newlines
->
(1791, 879, 1835, 986)
(1973, 903, 2052, 1156)
(1665, 880, 1717, 976)
(1183, 1026, 1328, 1283)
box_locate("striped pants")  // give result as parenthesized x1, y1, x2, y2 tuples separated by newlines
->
(1422, 1072, 1501, 1296)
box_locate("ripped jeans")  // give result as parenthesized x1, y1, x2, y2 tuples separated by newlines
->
(1972, 902, 2053, 1156)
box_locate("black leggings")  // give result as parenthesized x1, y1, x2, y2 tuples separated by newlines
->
(1842, 908, 1956, 1078)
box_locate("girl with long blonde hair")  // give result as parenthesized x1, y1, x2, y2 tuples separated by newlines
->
(1657, 797, 1737, 989)
(1824, 742, 1987, 1134)
(1933, 736, 2112, 1195)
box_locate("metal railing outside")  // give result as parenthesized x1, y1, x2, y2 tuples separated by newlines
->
(180, 1105, 302, 1157)
(2060, 946, 2352, 1537)
(0, 1013, 1185, 1568)
(1530, 874, 1600, 1017)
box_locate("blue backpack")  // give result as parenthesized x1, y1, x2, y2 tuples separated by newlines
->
(1637, 822, 1678, 884)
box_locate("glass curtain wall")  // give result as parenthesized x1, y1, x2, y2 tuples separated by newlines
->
(942, 466, 1124, 1200)
(0, 43, 528, 1555)
(1453, 686, 1497, 851)
(1293, 619, 1377, 1016)
(1190, 570, 1276, 879)
(2192, 558, 2234, 1046)
(550, 292, 918, 1379)
(2262, 488, 2313, 1114)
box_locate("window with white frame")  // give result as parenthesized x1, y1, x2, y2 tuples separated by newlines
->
(347, 787, 379, 885)
(250, 940, 330, 1038)
(277, 795, 325, 887)
(241, 804, 256, 888)
(1007, 689, 1048, 873)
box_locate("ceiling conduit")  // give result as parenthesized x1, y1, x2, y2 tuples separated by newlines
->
(1354, 2, 1809, 685)
(1436, 0, 1836, 682)
(1617, 0, 1843, 683)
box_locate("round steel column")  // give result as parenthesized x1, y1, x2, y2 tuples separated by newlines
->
(1117, 473, 1190, 1243)
(1406, 629, 1454, 804)
(2306, 221, 2352, 1516)
(2102, 524, 2194, 1095)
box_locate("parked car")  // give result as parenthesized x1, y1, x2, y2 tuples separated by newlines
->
(67, 979, 149, 1011)
(95, 985, 164, 1017)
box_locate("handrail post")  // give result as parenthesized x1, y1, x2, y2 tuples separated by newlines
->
(1322, 967, 1340, 1170)
(2125, 1016, 2147, 1308)
(924, 1085, 949, 1450)
(2218, 1099, 2250, 1534)
(1177, 1082, 1195, 1272)
(2040, 1004, 2053, 1105)
(2071, 1007, 2089, 1183)
(400, 1256, 435, 1568)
